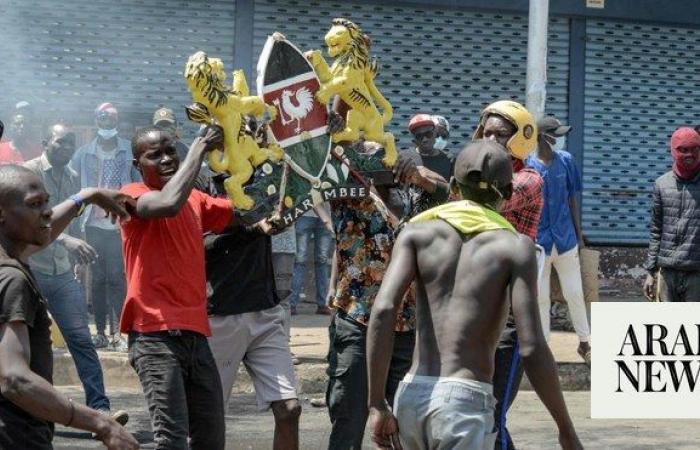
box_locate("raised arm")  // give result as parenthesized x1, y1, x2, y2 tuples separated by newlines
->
(509, 237, 581, 450)
(367, 228, 418, 450)
(134, 126, 222, 219)
(0, 321, 137, 448)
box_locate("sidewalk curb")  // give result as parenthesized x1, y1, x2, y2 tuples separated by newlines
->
(54, 351, 590, 393)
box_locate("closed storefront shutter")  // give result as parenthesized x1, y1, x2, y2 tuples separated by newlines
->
(583, 20, 700, 245)
(0, 0, 236, 128)
(252, 0, 570, 153)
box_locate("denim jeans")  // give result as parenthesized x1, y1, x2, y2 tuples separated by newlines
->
(326, 312, 415, 450)
(128, 331, 225, 450)
(290, 216, 334, 308)
(85, 227, 126, 335)
(34, 271, 110, 411)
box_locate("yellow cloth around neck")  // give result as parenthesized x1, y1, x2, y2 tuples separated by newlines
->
(409, 200, 515, 235)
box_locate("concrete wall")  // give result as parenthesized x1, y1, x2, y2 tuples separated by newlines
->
(548, 246, 647, 301)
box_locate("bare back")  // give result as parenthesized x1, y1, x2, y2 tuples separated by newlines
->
(404, 219, 536, 383)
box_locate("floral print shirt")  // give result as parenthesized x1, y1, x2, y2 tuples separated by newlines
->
(330, 197, 415, 332)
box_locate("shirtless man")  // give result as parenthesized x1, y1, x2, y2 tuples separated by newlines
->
(367, 140, 581, 450)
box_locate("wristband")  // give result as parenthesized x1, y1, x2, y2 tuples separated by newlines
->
(65, 398, 75, 427)
(69, 194, 87, 217)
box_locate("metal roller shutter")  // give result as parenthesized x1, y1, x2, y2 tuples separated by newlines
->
(0, 0, 236, 128)
(583, 20, 700, 245)
(252, 0, 570, 153)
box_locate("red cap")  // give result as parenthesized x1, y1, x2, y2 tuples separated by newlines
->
(408, 114, 434, 133)
(95, 102, 118, 118)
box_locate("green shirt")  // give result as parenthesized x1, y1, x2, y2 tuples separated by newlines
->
(24, 154, 81, 276)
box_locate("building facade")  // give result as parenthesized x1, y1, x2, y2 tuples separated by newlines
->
(1, 0, 700, 248)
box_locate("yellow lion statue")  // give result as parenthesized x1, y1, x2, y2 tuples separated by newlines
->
(306, 18, 397, 166)
(184, 51, 284, 210)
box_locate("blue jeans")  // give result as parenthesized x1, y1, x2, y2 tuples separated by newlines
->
(289, 216, 334, 308)
(34, 271, 110, 411)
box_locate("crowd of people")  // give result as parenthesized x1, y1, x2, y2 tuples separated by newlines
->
(0, 92, 697, 450)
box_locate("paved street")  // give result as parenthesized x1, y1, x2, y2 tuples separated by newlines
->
(54, 386, 700, 450)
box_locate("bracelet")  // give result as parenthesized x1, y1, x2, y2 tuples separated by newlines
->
(65, 398, 75, 427)
(69, 194, 86, 217)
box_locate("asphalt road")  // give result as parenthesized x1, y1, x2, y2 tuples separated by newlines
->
(52, 387, 700, 450)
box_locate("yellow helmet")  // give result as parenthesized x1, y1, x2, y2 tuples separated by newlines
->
(473, 100, 537, 160)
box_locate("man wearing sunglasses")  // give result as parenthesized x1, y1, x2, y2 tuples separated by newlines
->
(407, 114, 454, 182)
(392, 115, 454, 217)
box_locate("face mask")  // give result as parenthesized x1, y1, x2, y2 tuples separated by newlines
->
(554, 137, 566, 151)
(97, 128, 118, 139)
(544, 134, 566, 152)
(434, 137, 448, 151)
(672, 147, 700, 180)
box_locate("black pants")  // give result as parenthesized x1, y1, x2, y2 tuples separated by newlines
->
(658, 268, 700, 302)
(326, 311, 415, 450)
(128, 331, 225, 450)
(492, 324, 524, 450)
(85, 227, 126, 335)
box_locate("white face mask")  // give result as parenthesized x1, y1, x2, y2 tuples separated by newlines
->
(434, 136, 448, 151)
(554, 136, 566, 151)
(544, 134, 566, 152)
(97, 128, 118, 139)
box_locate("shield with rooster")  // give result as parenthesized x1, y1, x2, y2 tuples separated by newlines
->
(257, 33, 331, 185)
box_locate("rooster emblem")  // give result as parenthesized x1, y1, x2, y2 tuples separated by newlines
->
(274, 87, 315, 133)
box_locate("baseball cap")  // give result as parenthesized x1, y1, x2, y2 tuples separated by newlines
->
(455, 140, 513, 192)
(153, 107, 176, 126)
(95, 102, 118, 119)
(537, 116, 571, 137)
(408, 114, 435, 133)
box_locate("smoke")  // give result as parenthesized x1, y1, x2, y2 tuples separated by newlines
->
(0, 2, 51, 136)
(0, 0, 237, 144)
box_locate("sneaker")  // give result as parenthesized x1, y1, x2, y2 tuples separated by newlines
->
(92, 409, 129, 439)
(290, 304, 298, 316)
(310, 397, 326, 408)
(92, 333, 109, 349)
(315, 306, 332, 316)
(112, 335, 128, 353)
(291, 353, 301, 365)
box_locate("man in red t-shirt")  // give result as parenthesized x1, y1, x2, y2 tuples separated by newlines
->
(0, 114, 42, 164)
(119, 125, 230, 450)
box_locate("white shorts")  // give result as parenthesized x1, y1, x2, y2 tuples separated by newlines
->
(208, 304, 298, 410)
(394, 374, 497, 450)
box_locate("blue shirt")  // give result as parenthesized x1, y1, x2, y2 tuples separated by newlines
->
(526, 150, 582, 255)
